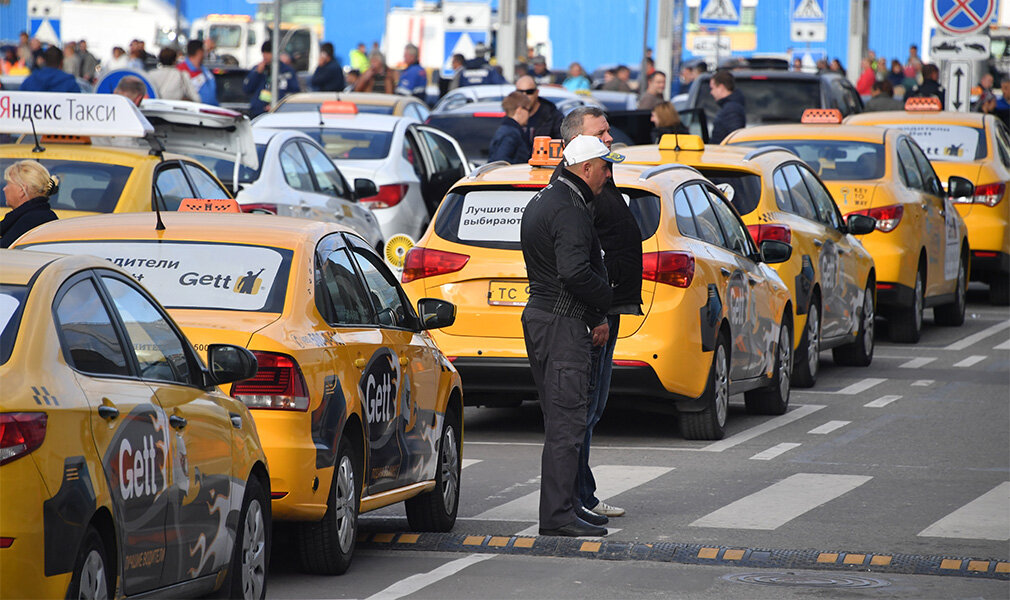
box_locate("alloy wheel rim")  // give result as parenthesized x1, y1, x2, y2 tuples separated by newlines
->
(715, 345, 729, 427)
(440, 425, 459, 514)
(862, 290, 875, 355)
(241, 500, 266, 600)
(807, 305, 820, 376)
(78, 550, 107, 600)
(779, 326, 792, 400)
(334, 455, 356, 553)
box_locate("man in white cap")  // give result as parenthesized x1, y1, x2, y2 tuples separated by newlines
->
(520, 134, 624, 538)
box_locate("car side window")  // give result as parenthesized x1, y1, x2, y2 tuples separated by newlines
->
(403, 135, 424, 178)
(279, 142, 315, 192)
(301, 142, 349, 198)
(416, 129, 451, 173)
(772, 168, 796, 213)
(426, 130, 464, 173)
(896, 139, 924, 191)
(101, 276, 193, 385)
(155, 164, 194, 211)
(673, 187, 699, 239)
(706, 187, 752, 255)
(781, 164, 819, 221)
(345, 237, 417, 329)
(908, 141, 943, 197)
(319, 248, 375, 325)
(55, 277, 130, 376)
(798, 165, 843, 229)
(183, 163, 231, 200)
(684, 184, 727, 247)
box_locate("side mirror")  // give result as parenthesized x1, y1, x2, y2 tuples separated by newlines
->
(206, 344, 258, 386)
(417, 298, 456, 330)
(354, 178, 378, 200)
(846, 213, 877, 235)
(759, 240, 792, 264)
(947, 175, 974, 200)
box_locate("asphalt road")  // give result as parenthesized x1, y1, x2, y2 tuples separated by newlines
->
(268, 288, 1009, 599)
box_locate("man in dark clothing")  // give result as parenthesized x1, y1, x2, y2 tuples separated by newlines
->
(488, 91, 533, 164)
(530, 55, 556, 86)
(865, 80, 903, 112)
(516, 75, 563, 143)
(708, 70, 746, 144)
(20, 46, 79, 93)
(910, 63, 946, 106)
(556, 107, 643, 522)
(521, 134, 621, 538)
(311, 42, 345, 92)
(243, 41, 301, 117)
(454, 55, 508, 88)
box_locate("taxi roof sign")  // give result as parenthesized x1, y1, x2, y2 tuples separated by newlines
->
(904, 96, 942, 111)
(320, 101, 358, 115)
(801, 108, 843, 124)
(529, 136, 564, 167)
(178, 198, 241, 213)
(658, 134, 705, 151)
(0, 91, 154, 138)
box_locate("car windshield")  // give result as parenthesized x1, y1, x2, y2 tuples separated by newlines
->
(697, 169, 763, 215)
(697, 77, 822, 124)
(191, 144, 267, 187)
(0, 159, 133, 213)
(293, 128, 393, 160)
(276, 102, 395, 115)
(727, 140, 886, 180)
(0, 284, 27, 366)
(884, 123, 987, 162)
(209, 25, 242, 48)
(425, 114, 503, 164)
(19, 241, 293, 313)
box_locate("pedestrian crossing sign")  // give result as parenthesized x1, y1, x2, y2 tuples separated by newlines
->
(29, 18, 60, 45)
(443, 31, 486, 77)
(698, 0, 743, 27)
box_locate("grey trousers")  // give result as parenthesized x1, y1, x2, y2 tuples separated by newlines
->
(521, 306, 592, 529)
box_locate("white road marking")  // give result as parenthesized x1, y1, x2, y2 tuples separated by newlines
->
(864, 395, 901, 408)
(512, 523, 620, 537)
(701, 404, 825, 452)
(465, 441, 703, 452)
(835, 378, 887, 395)
(918, 482, 1010, 541)
(953, 355, 986, 368)
(944, 321, 1010, 351)
(900, 357, 937, 369)
(911, 380, 934, 387)
(462, 459, 482, 469)
(365, 554, 497, 600)
(749, 443, 801, 460)
(808, 421, 850, 435)
(473, 465, 672, 522)
(994, 339, 1010, 351)
(690, 473, 872, 530)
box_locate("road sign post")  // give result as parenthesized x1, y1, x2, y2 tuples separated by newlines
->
(946, 59, 973, 112)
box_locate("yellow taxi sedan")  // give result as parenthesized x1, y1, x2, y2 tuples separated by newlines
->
(401, 143, 794, 440)
(0, 250, 269, 599)
(845, 99, 1010, 305)
(724, 109, 973, 343)
(14, 211, 464, 576)
(620, 133, 878, 387)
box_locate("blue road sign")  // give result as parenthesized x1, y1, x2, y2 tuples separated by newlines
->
(442, 30, 487, 77)
(95, 70, 158, 99)
(932, 0, 995, 35)
(792, 0, 827, 22)
(29, 18, 60, 42)
(698, 0, 743, 27)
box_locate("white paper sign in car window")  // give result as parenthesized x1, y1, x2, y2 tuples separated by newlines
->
(24, 242, 284, 311)
(892, 124, 980, 163)
(457, 191, 533, 243)
(0, 294, 21, 336)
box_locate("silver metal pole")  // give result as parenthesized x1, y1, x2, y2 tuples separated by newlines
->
(271, 0, 281, 112)
(641, 0, 650, 93)
(175, 0, 182, 50)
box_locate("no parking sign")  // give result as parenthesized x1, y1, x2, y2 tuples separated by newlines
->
(931, 0, 996, 36)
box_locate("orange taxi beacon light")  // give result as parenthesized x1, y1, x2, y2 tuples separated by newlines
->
(800, 109, 843, 124)
(320, 101, 358, 115)
(178, 198, 241, 213)
(904, 97, 942, 111)
(528, 137, 564, 166)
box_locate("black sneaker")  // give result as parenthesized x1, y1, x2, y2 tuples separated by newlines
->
(575, 504, 609, 526)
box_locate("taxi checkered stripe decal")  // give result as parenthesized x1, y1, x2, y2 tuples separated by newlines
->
(31, 386, 58, 406)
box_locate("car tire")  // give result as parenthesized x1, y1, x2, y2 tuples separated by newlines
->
(791, 300, 820, 388)
(889, 264, 924, 343)
(745, 315, 792, 415)
(679, 333, 729, 441)
(934, 251, 967, 326)
(67, 526, 111, 600)
(223, 476, 269, 600)
(405, 408, 461, 532)
(990, 273, 1009, 306)
(298, 437, 360, 575)
(833, 281, 875, 367)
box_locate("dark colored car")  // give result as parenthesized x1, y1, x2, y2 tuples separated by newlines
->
(210, 66, 253, 114)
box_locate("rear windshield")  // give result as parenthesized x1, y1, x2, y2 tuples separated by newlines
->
(0, 159, 133, 213)
(727, 140, 886, 180)
(888, 123, 987, 162)
(214, 70, 251, 105)
(192, 145, 267, 187)
(0, 284, 27, 366)
(425, 115, 502, 164)
(697, 169, 763, 215)
(293, 128, 393, 160)
(433, 185, 661, 250)
(275, 103, 395, 115)
(697, 77, 822, 124)
(20, 241, 292, 313)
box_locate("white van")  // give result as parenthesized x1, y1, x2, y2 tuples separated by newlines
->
(191, 14, 319, 73)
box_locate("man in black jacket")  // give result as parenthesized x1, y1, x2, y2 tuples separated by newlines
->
(557, 107, 643, 522)
(516, 75, 563, 142)
(521, 135, 622, 538)
(709, 70, 746, 143)
(910, 63, 946, 106)
(311, 42, 345, 92)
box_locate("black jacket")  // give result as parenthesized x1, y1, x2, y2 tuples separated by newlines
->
(1, 197, 57, 248)
(709, 89, 747, 144)
(488, 117, 532, 164)
(523, 97, 563, 143)
(521, 168, 611, 327)
(651, 123, 689, 143)
(910, 79, 946, 106)
(311, 58, 345, 92)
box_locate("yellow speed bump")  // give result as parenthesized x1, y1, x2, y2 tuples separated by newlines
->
(698, 548, 719, 559)
(817, 553, 839, 563)
(514, 537, 535, 549)
(397, 534, 420, 544)
(580, 541, 602, 553)
(463, 535, 485, 546)
(488, 537, 510, 547)
(940, 559, 963, 570)
(723, 549, 745, 561)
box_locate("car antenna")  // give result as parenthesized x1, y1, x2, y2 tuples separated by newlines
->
(27, 113, 44, 153)
(317, 105, 324, 127)
(152, 186, 166, 231)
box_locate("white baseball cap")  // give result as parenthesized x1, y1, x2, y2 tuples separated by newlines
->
(562, 135, 625, 166)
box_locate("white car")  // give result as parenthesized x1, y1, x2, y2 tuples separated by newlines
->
(431, 83, 606, 114)
(253, 105, 468, 241)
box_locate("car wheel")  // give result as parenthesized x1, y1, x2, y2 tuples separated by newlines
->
(833, 281, 875, 367)
(679, 334, 729, 441)
(791, 300, 820, 388)
(745, 315, 792, 415)
(67, 526, 111, 600)
(405, 408, 461, 531)
(934, 251, 967, 326)
(889, 265, 924, 343)
(222, 476, 269, 600)
(991, 274, 1010, 305)
(298, 437, 359, 575)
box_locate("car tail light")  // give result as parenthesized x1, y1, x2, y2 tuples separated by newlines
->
(401, 247, 470, 283)
(0, 537, 13, 548)
(473, 112, 506, 118)
(241, 203, 278, 214)
(973, 251, 999, 258)
(642, 251, 694, 288)
(232, 352, 309, 411)
(851, 205, 903, 233)
(746, 223, 791, 244)
(0, 413, 47, 466)
(973, 183, 1005, 207)
(360, 184, 408, 208)
(613, 359, 650, 367)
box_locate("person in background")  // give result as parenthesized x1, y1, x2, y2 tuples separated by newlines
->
(311, 42, 345, 92)
(113, 75, 147, 106)
(244, 40, 300, 117)
(815, 57, 829, 73)
(516, 75, 563, 142)
(102, 46, 130, 73)
(127, 40, 145, 71)
(138, 40, 157, 70)
(708, 69, 746, 144)
(602, 65, 632, 92)
(443, 53, 465, 93)
(792, 57, 803, 72)
(20, 46, 79, 92)
(829, 58, 846, 76)
(973, 73, 997, 112)
(514, 62, 530, 82)
(487, 91, 533, 164)
(148, 48, 198, 101)
(650, 101, 688, 141)
(349, 42, 369, 73)
(396, 43, 427, 102)
(62, 41, 81, 80)
(77, 40, 99, 83)
(2, 160, 59, 249)
(530, 55, 555, 86)
(203, 37, 219, 64)
(856, 57, 876, 96)
(16, 31, 31, 68)
(344, 69, 360, 92)
(910, 63, 945, 106)
(887, 59, 906, 87)
(864, 80, 903, 112)
(178, 40, 218, 105)
(906, 44, 922, 78)
(562, 62, 591, 92)
(355, 51, 395, 94)
(637, 70, 667, 110)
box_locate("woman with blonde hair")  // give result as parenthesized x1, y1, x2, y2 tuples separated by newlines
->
(650, 101, 688, 142)
(2, 160, 59, 248)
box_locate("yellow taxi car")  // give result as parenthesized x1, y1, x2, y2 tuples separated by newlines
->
(401, 141, 794, 440)
(723, 109, 974, 343)
(619, 133, 878, 387)
(272, 91, 431, 120)
(0, 250, 269, 599)
(13, 210, 464, 575)
(845, 98, 1010, 305)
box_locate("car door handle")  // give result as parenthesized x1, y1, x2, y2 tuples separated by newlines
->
(229, 413, 243, 429)
(747, 277, 758, 287)
(354, 358, 366, 369)
(399, 356, 409, 366)
(837, 247, 848, 255)
(720, 267, 731, 277)
(169, 415, 187, 430)
(97, 404, 119, 420)
(812, 238, 823, 247)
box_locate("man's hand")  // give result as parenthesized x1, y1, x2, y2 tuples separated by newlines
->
(591, 322, 609, 347)
(256, 60, 267, 73)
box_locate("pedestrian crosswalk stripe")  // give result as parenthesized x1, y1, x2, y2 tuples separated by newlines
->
(918, 482, 1010, 541)
(900, 357, 936, 368)
(945, 321, 1010, 350)
(911, 380, 934, 387)
(365, 554, 497, 600)
(993, 339, 1010, 350)
(808, 420, 850, 434)
(749, 442, 801, 460)
(864, 395, 901, 408)
(701, 404, 824, 452)
(835, 378, 886, 395)
(690, 473, 872, 530)
(953, 355, 986, 368)
(462, 459, 482, 469)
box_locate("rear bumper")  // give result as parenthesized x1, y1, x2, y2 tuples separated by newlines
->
(875, 282, 914, 310)
(969, 250, 1010, 279)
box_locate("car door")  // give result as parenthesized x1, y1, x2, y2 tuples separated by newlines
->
(96, 272, 236, 586)
(298, 140, 379, 236)
(54, 273, 168, 596)
(773, 164, 830, 319)
(182, 162, 232, 201)
(908, 139, 960, 296)
(154, 161, 198, 211)
(410, 125, 468, 215)
(278, 139, 320, 202)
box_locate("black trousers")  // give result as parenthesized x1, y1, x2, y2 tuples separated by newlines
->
(521, 306, 592, 529)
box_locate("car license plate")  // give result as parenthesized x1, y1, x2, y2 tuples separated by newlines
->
(488, 280, 529, 306)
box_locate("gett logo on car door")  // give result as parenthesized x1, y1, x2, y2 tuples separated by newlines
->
(359, 347, 410, 483)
